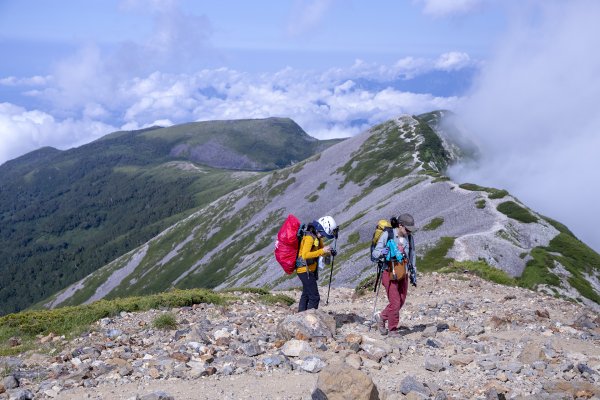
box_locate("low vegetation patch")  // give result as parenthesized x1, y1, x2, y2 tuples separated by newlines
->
(422, 217, 444, 231)
(459, 183, 508, 199)
(476, 199, 486, 209)
(417, 237, 455, 272)
(439, 261, 517, 286)
(152, 312, 178, 330)
(221, 287, 270, 295)
(257, 293, 295, 306)
(546, 233, 600, 304)
(346, 232, 360, 246)
(354, 273, 378, 297)
(541, 216, 575, 237)
(497, 201, 538, 223)
(0, 289, 223, 355)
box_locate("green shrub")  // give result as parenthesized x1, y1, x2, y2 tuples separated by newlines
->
(488, 189, 508, 199)
(417, 237, 455, 272)
(476, 199, 486, 209)
(347, 232, 360, 245)
(547, 233, 600, 304)
(221, 287, 270, 295)
(258, 293, 295, 306)
(541, 216, 575, 237)
(497, 201, 538, 223)
(354, 273, 377, 297)
(423, 217, 444, 231)
(153, 313, 178, 330)
(440, 261, 517, 286)
(517, 248, 560, 289)
(0, 288, 223, 355)
(460, 183, 508, 199)
(307, 194, 319, 202)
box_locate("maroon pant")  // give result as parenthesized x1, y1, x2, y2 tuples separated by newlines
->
(380, 270, 409, 331)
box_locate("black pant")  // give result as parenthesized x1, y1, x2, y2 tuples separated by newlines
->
(298, 270, 320, 312)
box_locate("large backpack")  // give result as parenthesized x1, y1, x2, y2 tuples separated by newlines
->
(370, 219, 393, 262)
(274, 214, 306, 274)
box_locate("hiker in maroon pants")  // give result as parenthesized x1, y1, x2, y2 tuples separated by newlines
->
(371, 213, 417, 336)
(380, 266, 409, 333)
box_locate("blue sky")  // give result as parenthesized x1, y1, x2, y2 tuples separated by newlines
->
(1, 0, 600, 252)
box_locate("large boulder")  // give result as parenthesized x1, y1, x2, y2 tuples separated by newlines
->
(277, 309, 336, 341)
(312, 362, 379, 400)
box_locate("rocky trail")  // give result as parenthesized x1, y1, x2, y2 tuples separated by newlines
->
(1, 273, 599, 400)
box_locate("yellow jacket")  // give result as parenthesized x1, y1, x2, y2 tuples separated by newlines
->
(296, 233, 325, 274)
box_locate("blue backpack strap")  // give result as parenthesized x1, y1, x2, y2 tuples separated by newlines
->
(385, 238, 404, 262)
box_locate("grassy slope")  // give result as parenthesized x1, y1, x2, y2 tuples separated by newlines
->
(38, 112, 600, 310)
(0, 118, 336, 315)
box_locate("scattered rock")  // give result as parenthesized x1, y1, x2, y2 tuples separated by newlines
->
(535, 309, 550, 319)
(277, 309, 336, 341)
(240, 341, 264, 357)
(345, 353, 362, 369)
(450, 355, 474, 367)
(518, 342, 546, 364)
(399, 376, 428, 396)
(139, 391, 175, 400)
(360, 336, 391, 362)
(6, 389, 34, 400)
(421, 325, 437, 338)
(170, 351, 191, 362)
(2, 376, 18, 390)
(312, 361, 379, 400)
(281, 339, 313, 357)
(296, 356, 326, 373)
(424, 357, 445, 372)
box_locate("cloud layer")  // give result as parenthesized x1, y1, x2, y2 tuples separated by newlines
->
(450, 0, 600, 251)
(0, 51, 466, 165)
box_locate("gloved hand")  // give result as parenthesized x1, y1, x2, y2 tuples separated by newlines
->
(330, 249, 337, 257)
(380, 247, 389, 257)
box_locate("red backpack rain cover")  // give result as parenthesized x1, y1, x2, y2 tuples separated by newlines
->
(274, 214, 301, 274)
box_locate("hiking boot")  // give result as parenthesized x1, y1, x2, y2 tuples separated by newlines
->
(375, 312, 388, 335)
(388, 329, 401, 337)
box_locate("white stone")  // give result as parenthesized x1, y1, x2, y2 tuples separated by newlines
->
(282, 339, 313, 357)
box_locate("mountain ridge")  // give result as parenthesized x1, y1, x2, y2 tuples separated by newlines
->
(40, 112, 600, 313)
(0, 117, 338, 315)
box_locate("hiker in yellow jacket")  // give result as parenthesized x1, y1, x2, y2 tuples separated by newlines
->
(296, 216, 337, 312)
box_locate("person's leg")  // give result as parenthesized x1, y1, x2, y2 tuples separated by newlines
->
(398, 275, 409, 309)
(306, 270, 321, 310)
(382, 275, 401, 331)
(297, 272, 309, 312)
(380, 271, 400, 323)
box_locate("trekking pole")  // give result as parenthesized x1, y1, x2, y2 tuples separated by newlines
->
(325, 229, 339, 306)
(373, 261, 381, 293)
(369, 262, 383, 330)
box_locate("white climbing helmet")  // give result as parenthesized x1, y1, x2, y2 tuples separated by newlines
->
(316, 216, 337, 239)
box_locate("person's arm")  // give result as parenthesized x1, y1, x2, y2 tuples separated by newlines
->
(371, 231, 389, 259)
(409, 235, 416, 271)
(299, 235, 326, 260)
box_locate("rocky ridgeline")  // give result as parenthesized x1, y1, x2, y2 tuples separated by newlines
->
(1, 273, 599, 400)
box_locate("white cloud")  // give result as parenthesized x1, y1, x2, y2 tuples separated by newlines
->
(417, 0, 484, 17)
(0, 75, 51, 86)
(435, 52, 472, 71)
(0, 0, 469, 167)
(287, 0, 336, 36)
(450, 0, 600, 251)
(0, 103, 115, 165)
